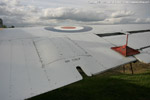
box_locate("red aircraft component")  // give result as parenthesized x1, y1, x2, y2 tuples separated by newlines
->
(111, 34, 140, 57)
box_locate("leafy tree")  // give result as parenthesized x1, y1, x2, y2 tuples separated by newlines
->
(2, 25, 7, 28)
(11, 26, 15, 28)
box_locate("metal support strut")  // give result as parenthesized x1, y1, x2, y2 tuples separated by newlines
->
(123, 65, 125, 73)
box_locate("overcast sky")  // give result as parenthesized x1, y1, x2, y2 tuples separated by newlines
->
(0, 0, 150, 27)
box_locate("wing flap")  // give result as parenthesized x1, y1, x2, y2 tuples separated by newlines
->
(103, 32, 150, 63)
(134, 53, 150, 63)
(68, 33, 136, 71)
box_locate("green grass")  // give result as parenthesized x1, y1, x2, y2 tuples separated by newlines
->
(29, 63, 150, 100)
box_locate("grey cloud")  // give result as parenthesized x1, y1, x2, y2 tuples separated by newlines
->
(0, 0, 43, 26)
(0, 2, 6, 6)
(0, 0, 107, 26)
(41, 7, 107, 22)
(0, 0, 149, 27)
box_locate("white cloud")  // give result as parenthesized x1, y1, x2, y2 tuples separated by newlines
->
(135, 18, 150, 24)
(103, 17, 150, 24)
(41, 7, 107, 21)
(111, 10, 134, 18)
(0, 0, 107, 26)
(146, 18, 150, 22)
(0, 0, 149, 27)
(106, 17, 136, 24)
(0, 0, 43, 26)
(4, 0, 20, 6)
(88, 17, 150, 25)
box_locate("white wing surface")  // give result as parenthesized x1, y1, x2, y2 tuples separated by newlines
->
(0, 24, 150, 100)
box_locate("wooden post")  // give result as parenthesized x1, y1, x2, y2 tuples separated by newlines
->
(130, 63, 134, 75)
(123, 65, 125, 73)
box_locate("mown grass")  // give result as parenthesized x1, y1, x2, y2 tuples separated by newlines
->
(29, 62, 150, 100)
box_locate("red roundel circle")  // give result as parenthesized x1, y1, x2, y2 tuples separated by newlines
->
(61, 27, 76, 29)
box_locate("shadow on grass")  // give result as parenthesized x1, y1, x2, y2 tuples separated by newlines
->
(29, 73, 150, 100)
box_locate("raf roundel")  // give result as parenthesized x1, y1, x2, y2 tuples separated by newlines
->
(45, 26, 93, 33)
(54, 26, 84, 31)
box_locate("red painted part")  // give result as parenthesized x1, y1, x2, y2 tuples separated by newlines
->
(111, 45, 140, 57)
(61, 27, 76, 29)
(111, 34, 140, 57)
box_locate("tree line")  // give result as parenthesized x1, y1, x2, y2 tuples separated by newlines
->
(0, 18, 15, 28)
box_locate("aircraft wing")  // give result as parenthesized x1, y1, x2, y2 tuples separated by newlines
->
(0, 24, 150, 100)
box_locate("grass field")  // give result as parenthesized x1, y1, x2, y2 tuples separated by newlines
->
(29, 62, 150, 100)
